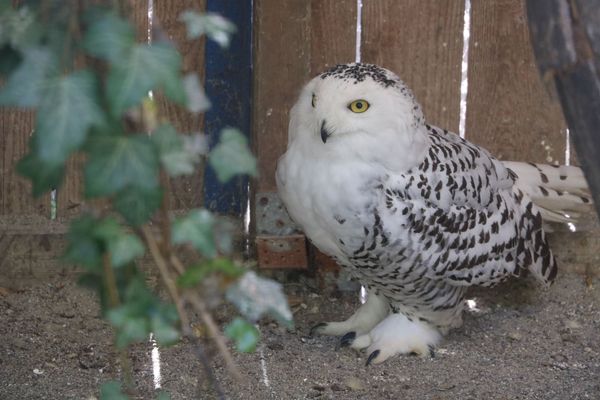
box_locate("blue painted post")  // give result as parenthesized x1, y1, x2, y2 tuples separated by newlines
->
(203, 0, 253, 216)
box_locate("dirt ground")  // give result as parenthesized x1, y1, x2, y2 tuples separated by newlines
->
(1, 256, 599, 400)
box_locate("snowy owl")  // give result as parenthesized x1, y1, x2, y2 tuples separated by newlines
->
(276, 63, 591, 365)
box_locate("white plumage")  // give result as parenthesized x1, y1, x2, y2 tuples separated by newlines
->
(276, 63, 592, 364)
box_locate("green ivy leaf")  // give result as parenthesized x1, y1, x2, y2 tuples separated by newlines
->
(86, 217, 145, 268)
(106, 43, 185, 116)
(34, 70, 103, 164)
(108, 232, 145, 268)
(171, 209, 216, 258)
(85, 134, 159, 197)
(177, 258, 244, 288)
(183, 73, 210, 113)
(224, 317, 259, 353)
(156, 391, 171, 400)
(156, 390, 171, 400)
(63, 215, 103, 272)
(107, 278, 179, 348)
(83, 11, 135, 63)
(151, 124, 198, 177)
(226, 271, 294, 329)
(0, 5, 42, 50)
(100, 381, 129, 400)
(208, 128, 257, 183)
(0, 46, 56, 107)
(16, 151, 65, 197)
(0, 45, 22, 76)
(151, 313, 180, 346)
(114, 186, 163, 227)
(180, 11, 236, 48)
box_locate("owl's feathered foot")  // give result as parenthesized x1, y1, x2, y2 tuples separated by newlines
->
(310, 290, 389, 337)
(343, 313, 441, 365)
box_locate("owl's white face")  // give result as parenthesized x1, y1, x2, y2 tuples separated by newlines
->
(287, 63, 430, 172)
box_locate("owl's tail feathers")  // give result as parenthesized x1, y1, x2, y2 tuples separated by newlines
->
(503, 161, 593, 224)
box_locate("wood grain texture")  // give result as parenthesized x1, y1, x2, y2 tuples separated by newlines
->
(362, 0, 464, 133)
(310, 0, 357, 75)
(57, 2, 152, 217)
(0, 109, 49, 216)
(154, 0, 206, 210)
(253, 0, 357, 192)
(466, 0, 567, 163)
(253, 0, 311, 193)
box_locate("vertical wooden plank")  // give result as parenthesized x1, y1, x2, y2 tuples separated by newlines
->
(56, 2, 151, 218)
(362, 0, 465, 133)
(253, 1, 311, 194)
(466, 0, 566, 163)
(253, 0, 357, 194)
(154, 0, 206, 211)
(0, 109, 49, 216)
(203, 0, 253, 216)
(310, 0, 357, 75)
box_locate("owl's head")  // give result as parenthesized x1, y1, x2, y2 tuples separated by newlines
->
(288, 63, 429, 171)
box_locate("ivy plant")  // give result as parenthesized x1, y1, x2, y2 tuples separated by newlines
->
(0, 2, 291, 399)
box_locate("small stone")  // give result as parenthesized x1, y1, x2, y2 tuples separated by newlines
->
(565, 320, 582, 329)
(345, 377, 364, 391)
(267, 342, 284, 351)
(507, 332, 522, 341)
(33, 368, 44, 375)
(330, 383, 344, 392)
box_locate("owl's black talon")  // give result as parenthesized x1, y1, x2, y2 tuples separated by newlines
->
(337, 331, 356, 350)
(309, 322, 327, 337)
(428, 344, 435, 358)
(366, 349, 380, 366)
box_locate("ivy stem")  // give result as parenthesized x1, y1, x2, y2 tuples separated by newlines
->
(102, 253, 134, 390)
(159, 171, 173, 259)
(141, 225, 189, 332)
(185, 291, 242, 381)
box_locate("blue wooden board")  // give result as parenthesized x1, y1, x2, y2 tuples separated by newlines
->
(203, 0, 253, 216)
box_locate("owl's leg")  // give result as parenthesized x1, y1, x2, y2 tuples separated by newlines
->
(310, 290, 389, 336)
(347, 313, 441, 365)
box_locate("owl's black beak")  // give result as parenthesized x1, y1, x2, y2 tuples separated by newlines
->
(320, 120, 331, 143)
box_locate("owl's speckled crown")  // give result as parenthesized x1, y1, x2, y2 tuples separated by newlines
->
(319, 63, 397, 88)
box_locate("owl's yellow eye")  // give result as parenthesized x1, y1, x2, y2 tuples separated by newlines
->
(348, 99, 370, 113)
(311, 94, 317, 108)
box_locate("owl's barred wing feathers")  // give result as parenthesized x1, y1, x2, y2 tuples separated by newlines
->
(503, 161, 592, 224)
(359, 125, 557, 289)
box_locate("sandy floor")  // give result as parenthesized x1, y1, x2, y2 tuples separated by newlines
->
(1, 266, 599, 400)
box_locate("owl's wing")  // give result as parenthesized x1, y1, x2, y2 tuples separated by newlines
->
(365, 125, 555, 287)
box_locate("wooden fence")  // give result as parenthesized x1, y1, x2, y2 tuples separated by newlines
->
(0, 1, 219, 286)
(0, 0, 575, 285)
(253, 0, 569, 269)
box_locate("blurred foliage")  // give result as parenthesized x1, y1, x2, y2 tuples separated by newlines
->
(0, 1, 291, 398)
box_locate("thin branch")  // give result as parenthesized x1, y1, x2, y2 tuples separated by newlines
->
(141, 225, 190, 334)
(185, 292, 242, 381)
(170, 253, 185, 275)
(158, 171, 173, 257)
(191, 336, 226, 400)
(102, 253, 133, 389)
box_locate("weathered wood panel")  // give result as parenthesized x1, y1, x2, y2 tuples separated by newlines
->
(362, 0, 465, 133)
(253, 1, 311, 193)
(253, 0, 357, 193)
(0, 234, 72, 289)
(310, 0, 357, 75)
(0, 109, 48, 216)
(466, 0, 567, 163)
(57, 2, 152, 217)
(155, 0, 206, 210)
